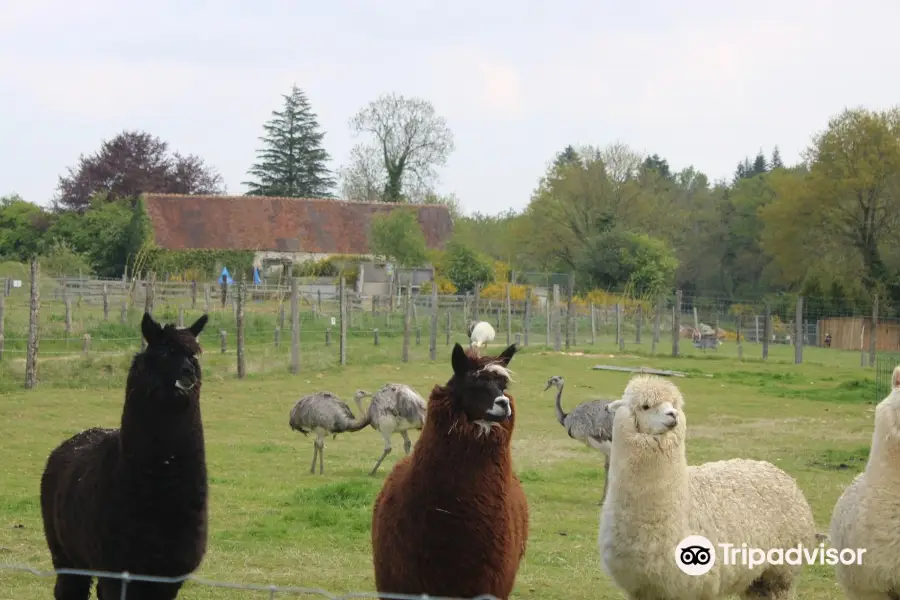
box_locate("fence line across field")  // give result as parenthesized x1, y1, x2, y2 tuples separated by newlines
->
(0, 563, 501, 600)
(0, 261, 897, 396)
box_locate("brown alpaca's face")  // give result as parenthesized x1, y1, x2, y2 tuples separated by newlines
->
(141, 312, 207, 396)
(449, 343, 517, 430)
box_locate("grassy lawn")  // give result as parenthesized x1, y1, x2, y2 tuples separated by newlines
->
(0, 323, 884, 598)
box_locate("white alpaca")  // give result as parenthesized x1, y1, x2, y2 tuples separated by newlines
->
(467, 320, 495, 349)
(598, 374, 816, 600)
(829, 365, 900, 600)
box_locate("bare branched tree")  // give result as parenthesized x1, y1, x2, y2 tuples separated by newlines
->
(348, 93, 454, 203)
(338, 144, 385, 202)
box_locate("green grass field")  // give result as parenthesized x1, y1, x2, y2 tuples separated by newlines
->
(0, 325, 884, 599)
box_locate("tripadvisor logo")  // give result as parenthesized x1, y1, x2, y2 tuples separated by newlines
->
(675, 535, 716, 576)
(675, 535, 866, 576)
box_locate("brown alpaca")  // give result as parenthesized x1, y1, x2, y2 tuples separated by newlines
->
(371, 342, 529, 600)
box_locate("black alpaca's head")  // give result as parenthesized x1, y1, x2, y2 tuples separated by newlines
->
(448, 342, 517, 428)
(140, 312, 208, 396)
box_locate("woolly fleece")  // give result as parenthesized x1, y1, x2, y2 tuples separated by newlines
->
(829, 366, 900, 599)
(599, 375, 816, 600)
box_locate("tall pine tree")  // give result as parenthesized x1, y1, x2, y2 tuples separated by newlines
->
(243, 85, 336, 197)
(770, 145, 784, 169)
(751, 150, 767, 175)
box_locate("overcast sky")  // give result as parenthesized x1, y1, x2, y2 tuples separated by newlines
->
(2, 0, 898, 215)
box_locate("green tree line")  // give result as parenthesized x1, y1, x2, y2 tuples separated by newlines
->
(3, 102, 900, 315)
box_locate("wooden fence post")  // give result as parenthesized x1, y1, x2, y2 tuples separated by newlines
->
(402, 279, 412, 362)
(446, 311, 451, 346)
(120, 300, 127, 325)
(236, 278, 245, 379)
(25, 259, 40, 389)
(430, 284, 438, 360)
(565, 273, 574, 349)
(870, 294, 878, 367)
(274, 326, 281, 348)
(149, 272, 156, 314)
(0, 291, 4, 361)
(204, 284, 211, 313)
(590, 303, 596, 345)
(553, 285, 561, 351)
(545, 295, 551, 345)
(191, 280, 198, 308)
(178, 306, 184, 328)
(64, 299, 72, 337)
(672, 290, 682, 357)
(374, 328, 380, 346)
(616, 304, 624, 351)
(524, 295, 531, 346)
(82, 334, 91, 357)
(737, 315, 743, 359)
(220, 330, 227, 354)
(762, 303, 770, 360)
(102, 283, 109, 320)
(795, 296, 804, 364)
(505, 284, 512, 346)
(652, 296, 662, 354)
(290, 277, 300, 374)
(339, 277, 347, 366)
(474, 284, 480, 321)
(635, 305, 642, 343)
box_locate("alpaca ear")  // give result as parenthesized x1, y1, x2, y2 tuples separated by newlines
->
(451, 343, 470, 375)
(497, 343, 517, 365)
(141, 312, 163, 346)
(188, 314, 208, 337)
(606, 399, 627, 414)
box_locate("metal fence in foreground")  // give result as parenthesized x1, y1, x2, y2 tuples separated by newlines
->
(0, 563, 501, 600)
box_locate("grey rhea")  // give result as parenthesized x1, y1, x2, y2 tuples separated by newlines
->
(355, 382, 428, 476)
(289, 390, 371, 474)
(544, 375, 615, 503)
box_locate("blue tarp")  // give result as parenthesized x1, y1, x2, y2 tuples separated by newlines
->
(219, 266, 233, 285)
(253, 266, 261, 285)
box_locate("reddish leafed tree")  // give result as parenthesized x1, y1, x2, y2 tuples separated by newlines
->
(55, 130, 224, 211)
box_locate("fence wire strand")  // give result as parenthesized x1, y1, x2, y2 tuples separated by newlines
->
(0, 563, 501, 599)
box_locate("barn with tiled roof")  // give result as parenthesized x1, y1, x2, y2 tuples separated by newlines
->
(140, 193, 454, 270)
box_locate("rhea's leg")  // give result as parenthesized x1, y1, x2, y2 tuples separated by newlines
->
(317, 435, 325, 474)
(309, 441, 319, 474)
(400, 430, 412, 455)
(369, 429, 393, 476)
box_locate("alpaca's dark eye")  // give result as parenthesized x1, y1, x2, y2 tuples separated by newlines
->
(642, 404, 650, 410)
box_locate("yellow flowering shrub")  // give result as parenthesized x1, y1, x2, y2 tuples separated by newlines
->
(420, 276, 458, 294)
(479, 283, 537, 302)
(167, 268, 204, 282)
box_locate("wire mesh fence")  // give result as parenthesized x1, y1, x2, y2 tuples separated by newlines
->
(0, 564, 501, 599)
(2, 267, 899, 394)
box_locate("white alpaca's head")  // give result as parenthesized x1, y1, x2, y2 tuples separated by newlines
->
(606, 374, 684, 436)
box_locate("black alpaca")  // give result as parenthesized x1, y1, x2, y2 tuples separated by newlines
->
(40, 312, 210, 600)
